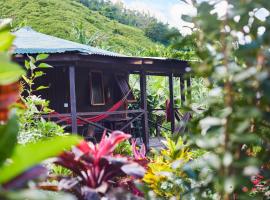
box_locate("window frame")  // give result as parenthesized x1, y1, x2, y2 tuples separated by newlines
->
(89, 71, 105, 106)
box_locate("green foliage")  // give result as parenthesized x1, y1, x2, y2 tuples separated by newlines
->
(0, 0, 158, 56)
(22, 54, 52, 96)
(0, 114, 18, 167)
(0, 19, 15, 51)
(0, 135, 81, 184)
(141, 44, 197, 61)
(143, 136, 194, 199)
(179, 0, 270, 199)
(79, 0, 178, 45)
(49, 164, 72, 177)
(72, 22, 108, 47)
(114, 140, 132, 156)
(18, 55, 66, 144)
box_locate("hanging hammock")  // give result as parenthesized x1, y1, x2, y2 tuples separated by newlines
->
(49, 88, 131, 125)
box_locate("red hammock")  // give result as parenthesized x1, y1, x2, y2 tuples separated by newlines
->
(49, 92, 129, 125)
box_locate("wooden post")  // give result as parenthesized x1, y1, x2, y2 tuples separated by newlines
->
(187, 76, 191, 103)
(180, 75, 186, 105)
(140, 70, 149, 150)
(69, 66, 78, 134)
(169, 73, 175, 133)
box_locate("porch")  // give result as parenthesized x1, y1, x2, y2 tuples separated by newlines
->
(40, 54, 191, 150)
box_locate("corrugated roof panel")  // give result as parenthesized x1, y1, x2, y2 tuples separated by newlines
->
(13, 27, 124, 57)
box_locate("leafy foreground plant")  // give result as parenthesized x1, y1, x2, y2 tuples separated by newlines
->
(52, 130, 146, 199)
(179, 0, 270, 199)
(0, 19, 81, 200)
(143, 136, 194, 199)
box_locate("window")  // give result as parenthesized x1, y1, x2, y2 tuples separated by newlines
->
(90, 71, 105, 105)
(115, 74, 136, 103)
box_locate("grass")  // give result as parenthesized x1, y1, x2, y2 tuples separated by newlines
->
(0, 0, 158, 55)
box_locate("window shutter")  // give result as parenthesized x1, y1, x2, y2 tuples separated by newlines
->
(115, 74, 136, 103)
(90, 71, 105, 105)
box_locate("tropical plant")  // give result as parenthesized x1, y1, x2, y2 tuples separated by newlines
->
(143, 136, 194, 199)
(18, 54, 67, 144)
(72, 22, 108, 47)
(54, 131, 146, 199)
(180, 0, 270, 199)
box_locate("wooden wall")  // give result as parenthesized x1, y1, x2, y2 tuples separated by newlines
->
(75, 67, 126, 113)
(35, 66, 70, 113)
(34, 64, 129, 115)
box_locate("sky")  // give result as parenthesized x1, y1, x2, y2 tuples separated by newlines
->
(110, 0, 196, 35)
(109, 0, 270, 36)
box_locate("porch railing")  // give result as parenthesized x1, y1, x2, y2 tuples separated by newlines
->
(43, 109, 145, 134)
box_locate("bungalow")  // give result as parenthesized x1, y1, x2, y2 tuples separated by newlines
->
(12, 27, 190, 149)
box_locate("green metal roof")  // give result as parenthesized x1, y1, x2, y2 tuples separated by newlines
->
(13, 27, 123, 57)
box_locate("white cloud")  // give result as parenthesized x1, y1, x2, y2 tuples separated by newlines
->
(108, 0, 197, 35)
(169, 2, 196, 35)
(124, 1, 168, 24)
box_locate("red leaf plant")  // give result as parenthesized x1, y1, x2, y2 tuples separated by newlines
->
(131, 139, 149, 168)
(118, 139, 149, 196)
(53, 130, 146, 199)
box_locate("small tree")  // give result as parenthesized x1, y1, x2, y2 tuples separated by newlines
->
(180, 0, 270, 199)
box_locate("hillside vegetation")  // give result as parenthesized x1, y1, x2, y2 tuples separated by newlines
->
(0, 0, 158, 55)
(79, 0, 179, 45)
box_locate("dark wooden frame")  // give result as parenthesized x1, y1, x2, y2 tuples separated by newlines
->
(115, 73, 136, 103)
(89, 71, 105, 106)
(69, 66, 78, 133)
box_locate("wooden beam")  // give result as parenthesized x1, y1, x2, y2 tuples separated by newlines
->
(169, 73, 175, 133)
(120, 112, 144, 131)
(180, 75, 186, 105)
(187, 76, 191, 103)
(140, 70, 149, 150)
(42, 109, 145, 118)
(69, 66, 78, 133)
(76, 116, 113, 133)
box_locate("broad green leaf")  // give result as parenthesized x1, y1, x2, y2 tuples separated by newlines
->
(0, 135, 81, 183)
(36, 54, 49, 61)
(0, 30, 15, 51)
(0, 53, 25, 85)
(0, 18, 14, 51)
(38, 63, 53, 68)
(0, 114, 18, 167)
